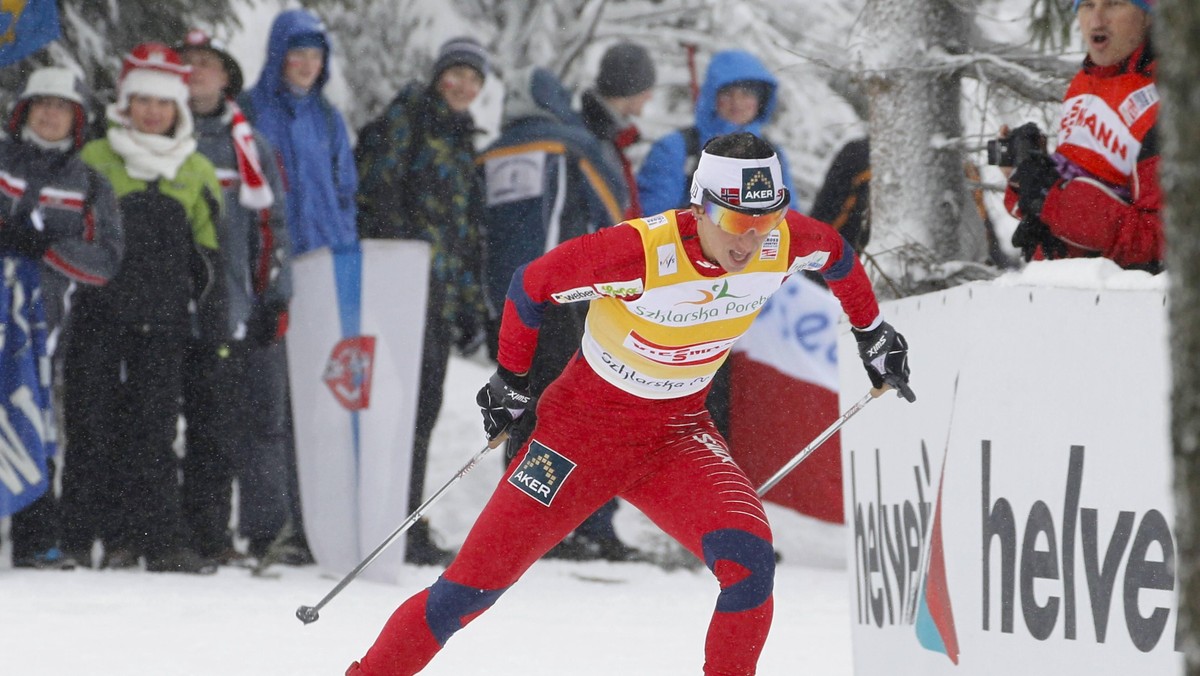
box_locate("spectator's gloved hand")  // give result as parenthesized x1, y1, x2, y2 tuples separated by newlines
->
(1011, 215, 1069, 262)
(1011, 153, 1060, 218)
(0, 211, 55, 260)
(454, 311, 486, 358)
(853, 321, 916, 403)
(476, 366, 534, 442)
(247, 300, 289, 347)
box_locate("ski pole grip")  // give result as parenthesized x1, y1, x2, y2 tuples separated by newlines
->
(487, 431, 510, 450)
(870, 385, 891, 398)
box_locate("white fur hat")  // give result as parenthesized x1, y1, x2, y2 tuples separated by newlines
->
(111, 42, 194, 139)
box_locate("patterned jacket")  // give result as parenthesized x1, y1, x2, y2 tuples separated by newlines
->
(355, 81, 487, 326)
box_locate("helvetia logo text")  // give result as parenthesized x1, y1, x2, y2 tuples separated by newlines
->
(850, 442, 959, 664)
(322, 336, 376, 411)
(981, 442, 1180, 654)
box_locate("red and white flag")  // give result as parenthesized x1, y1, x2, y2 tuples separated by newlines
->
(729, 274, 844, 523)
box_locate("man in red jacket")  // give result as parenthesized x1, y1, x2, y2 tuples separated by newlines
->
(1002, 0, 1162, 271)
(347, 132, 915, 675)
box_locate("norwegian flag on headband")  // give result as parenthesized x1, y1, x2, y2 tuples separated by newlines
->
(720, 187, 740, 206)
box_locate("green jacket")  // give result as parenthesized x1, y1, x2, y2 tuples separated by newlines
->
(78, 139, 227, 338)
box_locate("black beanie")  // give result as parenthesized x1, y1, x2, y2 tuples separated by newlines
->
(431, 36, 491, 82)
(595, 42, 656, 98)
(176, 29, 245, 98)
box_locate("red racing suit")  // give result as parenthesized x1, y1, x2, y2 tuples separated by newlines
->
(1005, 42, 1163, 270)
(354, 209, 880, 676)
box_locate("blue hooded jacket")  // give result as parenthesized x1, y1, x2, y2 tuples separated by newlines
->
(241, 9, 357, 255)
(636, 50, 797, 216)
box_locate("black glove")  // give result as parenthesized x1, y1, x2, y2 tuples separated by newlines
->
(0, 212, 54, 260)
(246, 300, 289, 347)
(1011, 215, 1068, 262)
(476, 366, 535, 442)
(1011, 153, 1060, 218)
(454, 311, 486, 358)
(853, 321, 916, 403)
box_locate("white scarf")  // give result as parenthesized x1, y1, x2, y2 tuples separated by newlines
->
(21, 127, 72, 152)
(105, 103, 197, 181)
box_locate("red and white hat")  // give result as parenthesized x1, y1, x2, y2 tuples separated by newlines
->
(116, 42, 192, 113)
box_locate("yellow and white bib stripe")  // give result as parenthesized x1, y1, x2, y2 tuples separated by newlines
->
(581, 211, 790, 399)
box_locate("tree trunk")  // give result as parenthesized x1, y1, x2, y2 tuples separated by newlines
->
(860, 0, 974, 295)
(1159, 0, 1200, 671)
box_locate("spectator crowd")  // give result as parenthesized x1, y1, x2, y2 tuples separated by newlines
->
(0, 0, 1163, 577)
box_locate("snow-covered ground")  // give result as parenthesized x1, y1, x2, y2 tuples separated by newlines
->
(3, 355, 854, 676)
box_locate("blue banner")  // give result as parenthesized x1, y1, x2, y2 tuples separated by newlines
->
(0, 255, 54, 517)
(0, 0, 60, 67)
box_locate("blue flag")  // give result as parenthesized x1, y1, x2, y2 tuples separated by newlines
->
(0, 256, 55, 518)
(0, 0, 60, 67)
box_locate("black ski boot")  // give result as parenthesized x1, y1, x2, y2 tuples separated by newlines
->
(146, 548, 218, 575)
(404, 518, 455, 567)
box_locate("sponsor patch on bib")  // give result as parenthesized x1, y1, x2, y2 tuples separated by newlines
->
(552, 286, 603, 303)
(657, 243, 678, 276)
(759, 231, 780, 261)
(594, 278, 644, 298)
(1118, 84, 1159, 127)
(643, 213, 669, 228)
(787, 251, 830, 274)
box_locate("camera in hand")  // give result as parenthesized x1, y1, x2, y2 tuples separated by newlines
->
(986, 122, 1047, 167)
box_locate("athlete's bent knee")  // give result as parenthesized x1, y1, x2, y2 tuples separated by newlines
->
(425, 576, 508, 645)
(701, 528, 775, 612)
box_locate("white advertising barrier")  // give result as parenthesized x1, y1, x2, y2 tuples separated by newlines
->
(287, 240, 430, 585)
(839, 264, 1181, 675)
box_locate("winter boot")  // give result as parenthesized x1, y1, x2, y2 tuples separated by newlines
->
(591, 533, 645, 563)
(543, 532, 602, 561)
(13, 547, 78, 570)
(403, 518, 455, 566)
(101, 548, 140, 570)
(145, 548, 218, 575)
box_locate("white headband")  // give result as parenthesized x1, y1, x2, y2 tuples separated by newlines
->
(689, 151, 787, 211)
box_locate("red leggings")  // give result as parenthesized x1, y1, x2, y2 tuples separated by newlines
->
(355, 362, 776, 675)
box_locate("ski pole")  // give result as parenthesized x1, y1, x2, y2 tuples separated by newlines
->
(756, 387, 887, 497)
(296, 433, 507, 625)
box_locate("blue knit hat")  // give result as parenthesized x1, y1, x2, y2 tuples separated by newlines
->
(1073, 0, 1152, 11)
(431, 37, 490, 82)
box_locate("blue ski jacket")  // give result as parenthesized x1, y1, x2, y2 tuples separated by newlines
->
(636, 50, 797, 216)
(241, 9, 357, 255)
